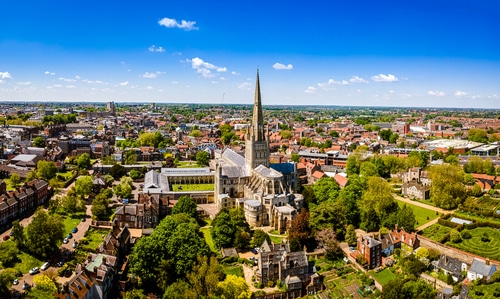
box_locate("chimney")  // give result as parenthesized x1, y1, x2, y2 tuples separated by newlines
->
(486, 258, 490, 266)
(395, 224, 398, 231)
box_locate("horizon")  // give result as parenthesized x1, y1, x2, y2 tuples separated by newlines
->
(1, 1, 499, 108)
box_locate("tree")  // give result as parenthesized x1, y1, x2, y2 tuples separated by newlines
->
(129, 169, 142, 180)
(124, 150, 138, 165)
(75, 175, 93, 198)
(77, 153, 91, 169)
(290, 153, 300, 163)
(128, 213, 210, 289)
(58, 193, 85, 214)
(212, 210, 236, 249)
(361, 177, 398, 221)
(25, 209, 64, 259)
(91, 193, 110, 220)
(36, 160, 57, 180)
(187, 256, 225, 298)
(251, 229, 271, 248)
(311, 177, 340, 204)
(11, 220, 25, 249)
(345, 225, 357, 246)
(463, 173, 476, 185)
(415, 247, 429, 259)
(172, 196, 198, 219)
(0, 241, 19, 267)
(114, 179, 132, 199)
(9, 173, 21, 188)
(408, 151, 429, 168)
(32, 136, 46, 148)
(389, 133, 399, 144)
(124, 289, 146, 299)
(468, 128, 488, 143)
(309, 201, 346, 239)
(450, 229, 461, 243)
(380, 129, 393, 141)
(428, 164, 466, 209)
(280, 130, 292, 140)
(25, 170, 37, 182)
(360, 161, 379, 177)
(164, 280, 197, 299)
(0, 268, 18, 296)
(196, 150, 210, 167)
(315, 228, 342, 260)
(395, 204, 417, 232)
(288, 209, 311, 249)
(33, 274, 58, 293)
(216, 275, 252, 299)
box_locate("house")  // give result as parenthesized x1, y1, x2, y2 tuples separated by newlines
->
(354, 235, 382, 269)
(467, 258, 496, 282)
(401, 167, 430, 200)
(256, 240, 322, 297)
(437, 255, 467, 282)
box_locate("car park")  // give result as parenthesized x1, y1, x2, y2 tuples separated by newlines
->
(41, 262, 50, 271)
(29, 267, 39, 275)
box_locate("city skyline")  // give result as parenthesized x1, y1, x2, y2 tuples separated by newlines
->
(0, 1, 499, 108)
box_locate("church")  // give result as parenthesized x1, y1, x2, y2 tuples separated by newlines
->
(214, 70, 303, 233)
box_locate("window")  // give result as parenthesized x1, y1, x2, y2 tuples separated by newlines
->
(152, 216, 156, 223)
(131, 216, 135, 221)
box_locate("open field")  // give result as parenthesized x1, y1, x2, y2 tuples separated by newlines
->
(370, 268, 396, 286)
(171, 184, 214, 191)
(395, 199, 439, 227)
(177, 161, 199, 168)
(224, 265, 244, 277)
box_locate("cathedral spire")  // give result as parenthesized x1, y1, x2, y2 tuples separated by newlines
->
(252, 69, 264, 141)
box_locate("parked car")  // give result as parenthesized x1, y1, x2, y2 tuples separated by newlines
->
(81, 217, 86, 222)
(22, 282, 28, 290)
(41, 262, 50, 271)
(67, 233, 73, 239)
(72, 227, 78, 233)
(63, 238, 69, 244)
(29, 267, 39, 275)
(121, 199, 129, 204)
(3, 235, 9, 241)
(13, 279, 18, 285)
(57, 259, 65, 267)
(73, 241, 77, 248)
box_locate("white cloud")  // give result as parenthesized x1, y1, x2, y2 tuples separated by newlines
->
(148, 45, 165, 53)
(186, 57, 227, 78)
(272, 63, 293, 70)
(238, 82, 251, 89)
(146, 86, 154, 90)
(0, 72, 12, 79)
(472, 95, 481, 100)
(211, 81, 218, 84)
(428, 90, 445, 97)
(75, 75, 81, 79)
(231, 71, 240, 76)
(349, 76, 368, 83)
(119, 81, 129, 86)
(17, 81, 32, 85)
(304, 86, 316, 94)
(171, 81, 179, 84)
(220, 77, 226, 81)
(158, 17, 198, 31)
(141, 71, 165, 79)
(44, 71, 55, 76)
(371, 73, 398, 82)
(83, 79, 103, 84)
(488, 94, 499, 99)
(59, 77, 76, 82)
(66, 85, 76, 89)
(317, 79, 349, 89)
(454, 90, 468, 98)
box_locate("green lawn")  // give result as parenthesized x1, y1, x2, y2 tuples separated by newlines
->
(224, 265, 244, 277)
(56, 171, 75, 180)
(395, 198, 439, 227)
(455, 210, 500, 224)
(2, 178, 16, 191)
(62, 217, 81, 236)
(177, 161, 200, 168)
(14, 252, 43, 274)
(201, 227, 219, 255)
(270, 235, 285, 244)
(171, 184, 214, 192)
(446, 227, 500, 261)
(370, 268, 396, 286)
(421, 223, 452, 242)
(81, 228, 108, 252)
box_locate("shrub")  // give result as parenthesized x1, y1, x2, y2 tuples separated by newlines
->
(461, 230, 472, 239)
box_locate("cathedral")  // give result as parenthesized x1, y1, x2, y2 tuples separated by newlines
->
(214, 70, 303, 233)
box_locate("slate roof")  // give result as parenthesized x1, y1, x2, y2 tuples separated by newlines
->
(222, 148, 245, 166)
(222, 165, 248, 178)
(254, 164, 282, 178)
(469, 258, 496, 277)
(270, 162, 295, 175)
(438, 255, 463, 278)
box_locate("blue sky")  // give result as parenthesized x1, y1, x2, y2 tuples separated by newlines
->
(0, 0, 499, 108)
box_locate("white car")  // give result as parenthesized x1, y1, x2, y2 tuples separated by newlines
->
(13, 279, 18, 285)
(41, 262, 50, 271)
(63, 238, 69, 244)
(29, 267, 39, 275)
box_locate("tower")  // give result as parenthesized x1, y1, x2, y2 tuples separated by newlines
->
(245, 70, 270, 170)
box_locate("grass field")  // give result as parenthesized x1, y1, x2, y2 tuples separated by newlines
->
(270, 235, 285, 244)
(201, 227, 219, 255)
(224, 265, 244, 277)
(171, 184, 214, 191)
(370, 268, 396, 286)
(82, 228, 108, 252)
(395, 199, 439, 227)
(62, 217, 81, 236)
(421, 223, 452, 242)
(177, 161, 199, 168)
(14, 252, 43, 274)
(446, 227, 500, 261)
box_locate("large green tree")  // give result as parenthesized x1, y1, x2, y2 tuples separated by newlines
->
(36, 160, 57, 180)
(186, 256, 225, 298)
(129, 213, 210, 290)
(32, 136, 46, 148)
(172, 196, 198, 219)
(0, 241, 19, 267)
(25, 209, 64, 259)
(75, 175, 93, 198)
(196, 150, 210, 167)
(311, 177, 340, 204)
(428, 164, 466, 209)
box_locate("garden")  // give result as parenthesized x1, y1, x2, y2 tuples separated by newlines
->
(171, 184, 214, 192)
(395, 199, 439, 227)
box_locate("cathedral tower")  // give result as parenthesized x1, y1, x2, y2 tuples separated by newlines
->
(245, 70, 270, 170)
